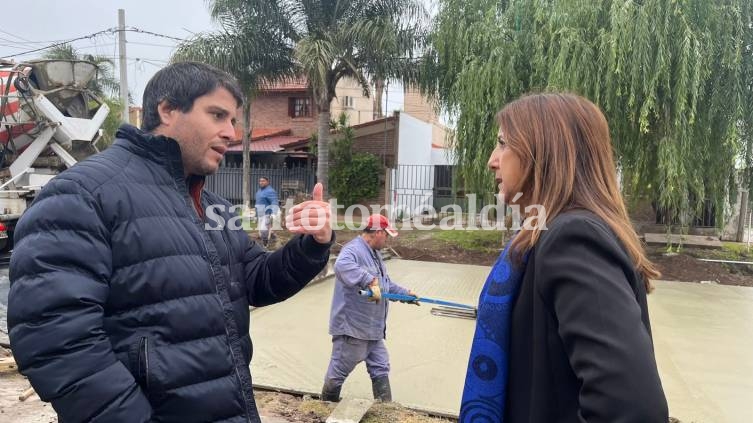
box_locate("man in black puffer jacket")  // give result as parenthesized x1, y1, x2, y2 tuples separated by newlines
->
(7, 62, 334, 422)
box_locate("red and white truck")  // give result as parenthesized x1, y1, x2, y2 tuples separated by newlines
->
(0, 59, 110, 253)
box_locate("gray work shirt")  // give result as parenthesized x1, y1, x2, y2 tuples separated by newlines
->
(328, 236, 409, 340)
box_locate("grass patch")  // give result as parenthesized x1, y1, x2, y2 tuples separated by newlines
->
(721, 242, 753, 258)
(685, 242, 752, 262)
(362, 402, 451, 423)
(433, 229, 507, 252)
(298, 398, 335, 419)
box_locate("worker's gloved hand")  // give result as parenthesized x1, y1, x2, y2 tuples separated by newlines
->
(368, 279, 382, 303)
(400, 290, 420, 306)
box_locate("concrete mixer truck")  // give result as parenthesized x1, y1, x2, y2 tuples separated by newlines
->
(0, 58, 110, 253)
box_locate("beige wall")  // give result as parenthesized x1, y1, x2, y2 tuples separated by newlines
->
(331, 77, 374, 126)
(403, 87, 440, 125)
(128, 107, 142, 128)
(403, 87, 455, 148)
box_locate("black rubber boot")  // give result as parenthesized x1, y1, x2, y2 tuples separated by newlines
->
(321, 380, 342, 402)
(371, 375, 392, 402)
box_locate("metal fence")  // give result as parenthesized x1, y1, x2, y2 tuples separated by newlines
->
(390, 164, 497, 217)
(205, 163, 316, 205)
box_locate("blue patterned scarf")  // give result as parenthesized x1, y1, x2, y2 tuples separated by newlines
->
(459, 237, 529, 422)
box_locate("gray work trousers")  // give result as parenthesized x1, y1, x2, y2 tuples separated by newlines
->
(324, 335, 390, 385)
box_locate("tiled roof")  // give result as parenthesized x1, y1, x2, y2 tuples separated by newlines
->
(233, 127, 291, 142)
(258, 77, 309, 92)
(227, 135, 310, 153)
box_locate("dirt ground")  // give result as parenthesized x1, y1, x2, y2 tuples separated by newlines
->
(647, 246, 753, 286)
(261, 229, 504, 267)
(267, 228, 753, 287)
(0, 366, 449, 423)
(0, 372, 57, 423)
(255, 390, 450, 423)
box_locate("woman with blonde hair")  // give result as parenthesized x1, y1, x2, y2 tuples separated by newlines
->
(460, 93, 668, 422)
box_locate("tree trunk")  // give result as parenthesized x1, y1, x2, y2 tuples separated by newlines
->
(373, 79, 385, 120)
(317, 102, 331, 197)
(242, 101, 252, 215)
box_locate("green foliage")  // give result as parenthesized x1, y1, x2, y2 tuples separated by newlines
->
(308, 132, 318, 156)
(433, 229, 506, 253)
(330, 113, 381, 206)
(97, 97, 124, 150)
(422, 0, 753, 227)
(192, 0, 428, 195)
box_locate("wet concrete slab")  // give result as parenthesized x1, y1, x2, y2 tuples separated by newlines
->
(250, 259, 487, 416)
(649, 280, 753, 423)
(249, 260, 753, 421)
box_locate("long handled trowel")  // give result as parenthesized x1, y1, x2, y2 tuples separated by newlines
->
(358, 289, 477, 320)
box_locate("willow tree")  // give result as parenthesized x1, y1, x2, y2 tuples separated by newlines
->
(423, 0, 753, 226)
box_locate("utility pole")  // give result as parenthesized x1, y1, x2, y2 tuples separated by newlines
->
(118, 9, 130, 123)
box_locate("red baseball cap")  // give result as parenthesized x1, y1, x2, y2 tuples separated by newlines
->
(365, 214, 398, 237)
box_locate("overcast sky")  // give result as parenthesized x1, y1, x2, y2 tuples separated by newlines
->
(1, 0, 406, 111)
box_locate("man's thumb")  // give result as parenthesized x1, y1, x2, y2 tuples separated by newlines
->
(312, 182, 323, 202)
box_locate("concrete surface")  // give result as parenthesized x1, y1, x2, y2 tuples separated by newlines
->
(650, 280, 753, 423)
(249, 260, 753, 422)
(260, 417, 295, 423)
(326, 398, 374, 423)
(644, 233, 723, 249)
(250, 259, 486, 416)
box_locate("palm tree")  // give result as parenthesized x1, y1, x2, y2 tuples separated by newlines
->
(173, 4, 296, 215)
(189, 0, 428, 197)
(43, 44, 120, 99)
(279, 0, 428, 195)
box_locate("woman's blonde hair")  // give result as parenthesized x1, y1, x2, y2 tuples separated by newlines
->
(497, 93, 660, 290)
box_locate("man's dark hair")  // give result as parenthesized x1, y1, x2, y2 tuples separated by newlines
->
(259, 177, 269, 182)
(141, 61, 244, 132)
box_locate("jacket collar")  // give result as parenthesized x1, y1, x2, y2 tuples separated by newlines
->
(114, 124, 186, 180)
(114, 124, 207, 215)
(356, 235, 376, 252)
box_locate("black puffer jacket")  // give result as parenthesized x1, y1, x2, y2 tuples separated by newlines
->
(7, 125, 331, 422)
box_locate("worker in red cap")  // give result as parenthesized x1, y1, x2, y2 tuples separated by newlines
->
(321, 214, 417, 403)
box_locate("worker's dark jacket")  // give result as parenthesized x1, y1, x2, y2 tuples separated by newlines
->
(7, 124, 332, 422)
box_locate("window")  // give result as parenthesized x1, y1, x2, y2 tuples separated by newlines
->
(342, 96, 355, 109)
(288, 97, 312, 118)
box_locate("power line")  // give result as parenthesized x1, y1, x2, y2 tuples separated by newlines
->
(0, 27, 186, 60)
(0, 41, 34, 49)
(129, 41, 178, 48)
(0, 29, 43, 44)
(124, 27, 186, 43)
(76, 43, 118, 50)
(97, 56, 170, 63)
(0, 28, 117, 59)
(137, 58, 169, 65)
(0, 37, 64, 46)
